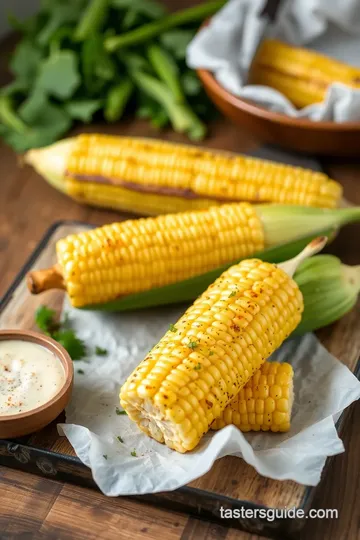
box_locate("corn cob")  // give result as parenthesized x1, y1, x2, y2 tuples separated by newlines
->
(26, 204, 360, 308)
(24, 134, 342, 214)
(249, 39, 360, 109)
(119, 239, 325, 452)
(211, 362, 293, 432)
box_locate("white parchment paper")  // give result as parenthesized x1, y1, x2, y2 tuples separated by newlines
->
(187, 0, 360, 121)
(58, 299, 360, 496)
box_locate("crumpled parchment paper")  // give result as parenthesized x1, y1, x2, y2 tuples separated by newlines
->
(58, 299, 360, 496)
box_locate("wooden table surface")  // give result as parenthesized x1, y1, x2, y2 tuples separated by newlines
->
(1, 4, 360, 538)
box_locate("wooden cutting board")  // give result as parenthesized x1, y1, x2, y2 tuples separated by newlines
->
(0, 219, 359, 539)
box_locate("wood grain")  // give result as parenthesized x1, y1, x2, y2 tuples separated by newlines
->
(0, 1, 359, 537)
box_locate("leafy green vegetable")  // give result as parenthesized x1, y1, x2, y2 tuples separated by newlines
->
(160, 30, 194, 59)
(104, 79, 133, 122)
(75, 0, 109, 42)
(36, 50, 80, 99)
(1, 0, 218, 151)
(10, 41, 43, 85)
(95, 346, 108, 356)
(65, 99, 103, 122)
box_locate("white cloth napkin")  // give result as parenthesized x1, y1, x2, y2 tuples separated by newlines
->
(187, 0, 360, 121)
(58, 300, 360, 496)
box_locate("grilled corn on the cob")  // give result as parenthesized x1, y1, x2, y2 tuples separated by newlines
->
(27, 204, 360, 308)
(120, 239, 326, 452)
(249, 39, 360, 109)
(120, 261, 303, 452)
(24, 134, 342, 214)
(211, 362, 294, 432)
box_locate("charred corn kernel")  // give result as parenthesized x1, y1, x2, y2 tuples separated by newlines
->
(25, 134, 342, 213)
(212, 362, 294, 433)
(249, 38, 360, 109)
(55, 203, 264, 307)
(120, 260, 303, 453)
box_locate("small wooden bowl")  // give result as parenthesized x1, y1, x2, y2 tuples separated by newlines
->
(197, 66, 360, 156)
(0, 330, 73, 439)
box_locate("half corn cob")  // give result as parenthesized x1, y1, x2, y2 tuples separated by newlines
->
(212, 362, 293, 432)
(24, 134, 342, 214)
(249, 39, 360, 109)
(119, 239, 325, 452)
(27, 204, 360, 308)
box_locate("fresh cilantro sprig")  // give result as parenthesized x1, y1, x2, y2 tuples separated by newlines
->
(35, 304, 86, 361)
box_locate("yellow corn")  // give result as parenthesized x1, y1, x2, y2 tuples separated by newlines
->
(25, 134, 342, 213)
(120, 259, 303, 452)
(56, 203, 264, 307)
(249, 38, 360, 108)
(212, 361, 294, 432)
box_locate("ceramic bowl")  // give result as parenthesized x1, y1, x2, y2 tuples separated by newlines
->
(0, 329, 73, 439)
(197, 65, 360, 156)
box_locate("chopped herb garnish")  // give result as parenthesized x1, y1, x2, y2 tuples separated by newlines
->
(35, 304, 86, 360)
(169, 323, 178, 333)
(228, 291, 236, 298)
(131, 449, 137, 457)
(35, 305, 58, 333)
(187, 341, 198, 350)
(95, 346, 108, 356)
(117, 436, 124, 443)
(209, 351, 214, 356)
(116, 407, 127, 416)
(103, 454, 108, 460)
(77, 369, 85, 375)
(194, 363, 201, 371)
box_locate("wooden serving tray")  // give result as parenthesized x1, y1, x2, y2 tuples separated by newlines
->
(0, 220, 359, 539)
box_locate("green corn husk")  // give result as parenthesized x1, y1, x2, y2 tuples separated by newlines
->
(293, 255, 360, 335)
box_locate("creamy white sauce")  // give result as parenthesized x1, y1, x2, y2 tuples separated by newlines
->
(0, 340, 65, 416)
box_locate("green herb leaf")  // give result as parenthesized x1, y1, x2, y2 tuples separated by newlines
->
(35, 305, 57, 333)
(77, 369, 85, 375)
(187, 341, 198, 350)
(169, 324, 177, 333)
(95, 346, 108, 356)
(160, 30, 194, 59)
(131, 449, 137, 457)
(53, 329, 87, 361)
(10, 41, 43, 85)
(209, 351, 214, 356)
(117, 435, 124, 443)
(36, 50, 80, 99)
(194, 363, 201, 371)
(103, 454, 108, 460)
(104, 79, 133, 123)
(228, 291, 236, 298)
(65, 99, 103, 122)
(37, 0, 86, 46)
(116, 407, 127, 415)
(81, 35, 116, 93)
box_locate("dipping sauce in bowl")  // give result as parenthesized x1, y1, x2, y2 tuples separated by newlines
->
(0, 330, 73, 438)
(0, 340, 65, 416)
